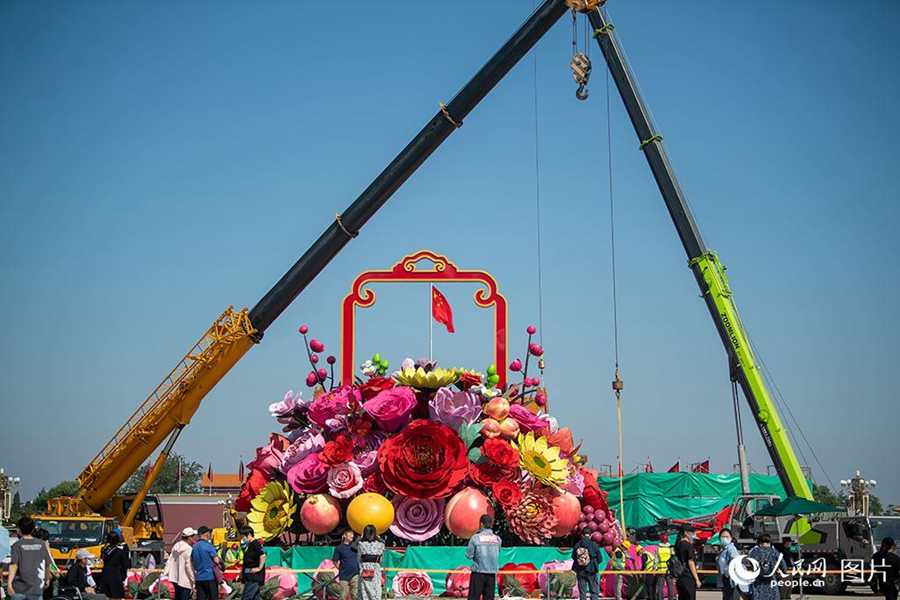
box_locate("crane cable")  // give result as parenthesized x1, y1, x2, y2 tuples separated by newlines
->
(532, 0, 546, 377)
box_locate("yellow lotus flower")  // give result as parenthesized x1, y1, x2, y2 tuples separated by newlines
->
(247, 481, 296, 541)
(393, 366, 460, 390)
(512, 431, 570, 488)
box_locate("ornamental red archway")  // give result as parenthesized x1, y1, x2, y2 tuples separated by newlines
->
(341, 250, 508, 387)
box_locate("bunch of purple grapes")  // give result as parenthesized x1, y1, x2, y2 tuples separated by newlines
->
(574, 505, 625, 555)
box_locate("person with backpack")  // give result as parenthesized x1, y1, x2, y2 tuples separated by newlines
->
(748, 534, 784, 600)
(572, 527, 602, 600)
(656, 534, 676, 600)
(669, 526, 701, 600)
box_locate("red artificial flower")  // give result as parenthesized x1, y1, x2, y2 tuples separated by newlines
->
(363, 472, 387, 495)
(233, 469, 271, 512)
(546, 427, 582, 458)
(377, 419, 469, 499)
(580, 467, 610, 513)
(456, 372, 482, 391)
(358, 377, 395, 400)
(320, 435, 354, 467)
(481, 438, 520, 468)
(469, 461, 520, 489)
(498, 563, 539, 595)
(492, 480, 523, 508)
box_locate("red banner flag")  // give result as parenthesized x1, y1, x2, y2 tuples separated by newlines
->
(431, 286, 455, 333)
(174, 460, 182, 483)
(646, 459, 654, 474)
(693, 460, 710, 474)
(143, 459, 152, 480)
(239, 459, 245, 482)
(207, 463, 214, 482)
(617, 460, 624, 477)
(667, 461, 680, 473)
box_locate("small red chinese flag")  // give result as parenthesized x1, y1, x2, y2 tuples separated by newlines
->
(646, 459, 654, 474)
(431, 286, 455, 333)
(143, 459, 152, 480)
(239, 459, 245, 482)
(693, 460, 710, 474)
(617, 460, 624, 477)
(667, 461, 680, 473)
(207, 463, 214, 482)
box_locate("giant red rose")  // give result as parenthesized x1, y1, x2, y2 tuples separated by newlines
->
(234, 469, 271, 512)
(358, 377, 395, 400)
(320, 435, 353, 467)
(377, 419, 469, 499)
(481, 438, 519, 468)
(469, 461, 520, 489)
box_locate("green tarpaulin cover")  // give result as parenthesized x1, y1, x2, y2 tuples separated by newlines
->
(599, 472, 789, 528)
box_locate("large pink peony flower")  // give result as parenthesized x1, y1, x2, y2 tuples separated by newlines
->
(389, 495, 445, 542)
(428, 387, 482, 431)
(362, 387, 417, 432)
(281, 428, 326, 471)
(248, 433, 291, 478)
(352, 430, 387, 477)
(307, 385, 360, 430)
(508, 403, 548, 434)
(392, 571, 433, 598)
(286, 453, 328, 494)
(327, 462, 363, 499)
(269, 390, 310, 432)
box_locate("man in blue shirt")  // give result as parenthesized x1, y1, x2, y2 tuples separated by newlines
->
(332, 529, 359, 600)
(466, 514, 501, 600)
(191, 526, 221, 600)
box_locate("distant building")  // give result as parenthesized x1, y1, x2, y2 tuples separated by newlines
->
(200, 473, 242, 495)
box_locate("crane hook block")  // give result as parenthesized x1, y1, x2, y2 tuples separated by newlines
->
(566, 0, 605, 14)
(571, 52, 592, 101)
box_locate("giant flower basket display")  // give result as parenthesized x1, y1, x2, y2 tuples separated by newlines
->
(235, 251, 623, 553)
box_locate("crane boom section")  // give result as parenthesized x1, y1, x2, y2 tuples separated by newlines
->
(76, 307, 256, 511)
(587, 9, 812, 499)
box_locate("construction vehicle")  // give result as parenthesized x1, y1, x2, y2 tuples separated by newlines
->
(36, 0, 828, 568)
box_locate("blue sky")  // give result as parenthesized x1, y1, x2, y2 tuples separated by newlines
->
(2, 1, 898, 507)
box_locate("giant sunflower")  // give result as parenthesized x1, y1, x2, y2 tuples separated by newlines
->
(512, 430, 570, 488)
(247, 481, 296, 541)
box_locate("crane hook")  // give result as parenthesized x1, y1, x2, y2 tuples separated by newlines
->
(571, 52, 592, 101)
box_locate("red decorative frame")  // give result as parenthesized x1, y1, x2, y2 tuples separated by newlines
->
(341, 250, 508, 386)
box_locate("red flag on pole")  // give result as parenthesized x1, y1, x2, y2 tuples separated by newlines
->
(143, 459, 152, 480)
(667, 461, 680, 473)
(431, 286, 455, 333)
(693, 460, 710, 474)
(207, 463, 213, 482)
(174, 459, 182, 483)
(617, 459, 624, 477)
(646, 459, 654, 473)
(239, 459, 245, 482)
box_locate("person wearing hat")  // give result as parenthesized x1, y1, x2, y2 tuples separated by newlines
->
(62, 549, 106, 600)
(164, 528, 197, 600)
(190, 527, 220, 600)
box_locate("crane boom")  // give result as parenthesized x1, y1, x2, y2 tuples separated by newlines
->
(586, 8, 812, 499)
(72, 0, 570, 513)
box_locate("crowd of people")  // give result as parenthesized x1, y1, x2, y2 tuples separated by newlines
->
(3, 513, 899, 600)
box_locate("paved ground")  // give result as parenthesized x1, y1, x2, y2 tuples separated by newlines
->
(696, 588, 878, 600)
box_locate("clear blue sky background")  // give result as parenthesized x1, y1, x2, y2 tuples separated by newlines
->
(2, 1, 898, 506)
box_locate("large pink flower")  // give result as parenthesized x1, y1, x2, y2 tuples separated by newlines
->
(508, 403, 548, 434)
(392, 572, 433, 598)
(353, 431, 388, 477)
(307, 385, 360, 430)
(389, 495, 445, 542)
(327, 462, 363, 499)
(286, 453, 328, 494)
(269, 390, 310, 432)
(281, 428, 326, 471)
(429, 387, 482, 431)
(248, 433, 291, 478)
(362, 387, 417, 432)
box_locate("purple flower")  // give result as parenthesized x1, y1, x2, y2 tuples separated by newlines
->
(389, 495, 446, 542)
(508, 403, 547, 433)
(286, 453, 328, 494)
(281, 428, 326, 470)
(354, 431, 388, 477)
(307, 385, 360, 431)
(429, 387, 482, 431)
(269, 390, 310, 432)
(362, 387, 417, 432)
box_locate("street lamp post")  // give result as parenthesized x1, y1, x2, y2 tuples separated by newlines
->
(0, 467, 21, 523)
(840, 471, 877, 516)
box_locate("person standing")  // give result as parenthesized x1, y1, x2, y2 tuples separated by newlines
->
(642, 545, 660, 600)
(6, 517, 53, 600)
(164, 528, 196, 600)
(191, 526, 221, 600)
(572, 527, 602, 600)
(332, 529, 359, 600)
(872, 537, 900, 600)
(466, 514, 501, 600)
(356, 525, 385, 600)
(748, 534, 783, 600)
(238, 527, 266, 600)
(32, 528, 59, 600)
(716, 529, 740, 600)
(656, 534, 676, 600)
(673, 526, 701, 600)
(774, 537, 794, 600)
(98, 532, 129, 600)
